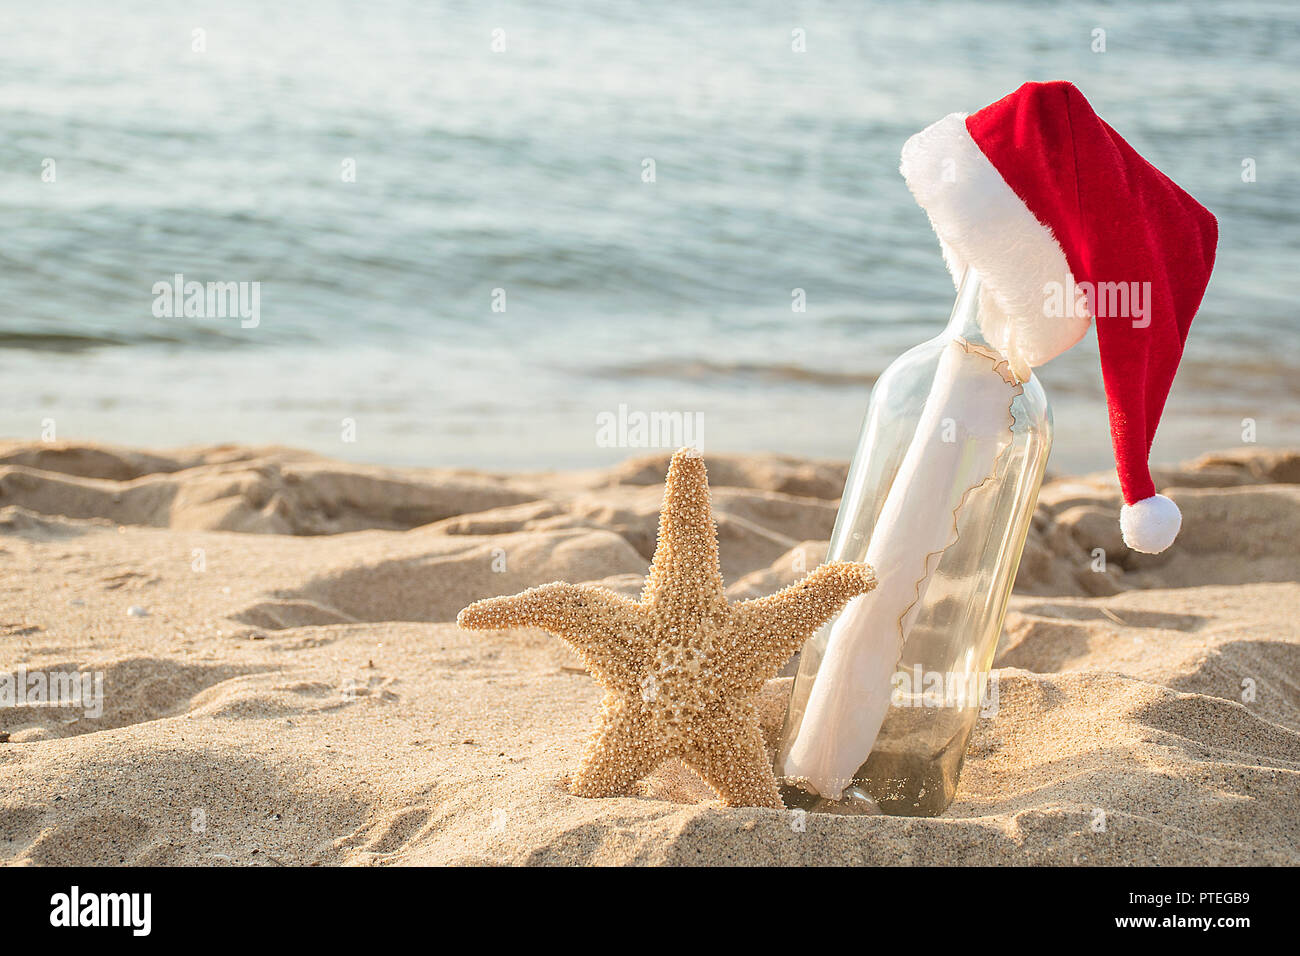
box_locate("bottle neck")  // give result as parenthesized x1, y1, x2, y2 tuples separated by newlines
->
(943, 267, 989, 343)
(942, 268, 1030, 383)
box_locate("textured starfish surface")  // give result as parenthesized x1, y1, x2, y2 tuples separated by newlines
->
(457, 447, 876, 808)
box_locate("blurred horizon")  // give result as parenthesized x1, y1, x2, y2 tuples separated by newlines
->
(3, 0, 1298, 473)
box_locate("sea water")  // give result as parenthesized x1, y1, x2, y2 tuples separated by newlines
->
(3, 0, 1296, 468)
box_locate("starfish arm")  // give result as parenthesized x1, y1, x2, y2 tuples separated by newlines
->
(458, 581, 637, 639)
(728, 561, 876, 684)
(570, 695, 665, 799)
(683, 704, 782, 808)
(457, 583, 645, 688)
(641, 448, 727, 618)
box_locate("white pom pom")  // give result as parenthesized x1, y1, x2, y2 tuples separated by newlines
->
(1120, 494, 1182, 554)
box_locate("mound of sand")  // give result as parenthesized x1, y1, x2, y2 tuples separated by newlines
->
(1, 442, 1297, 865)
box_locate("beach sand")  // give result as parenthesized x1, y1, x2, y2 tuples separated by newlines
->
(1, 441, 1297, 866)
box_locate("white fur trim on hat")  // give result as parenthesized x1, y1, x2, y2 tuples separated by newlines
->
(900, 113, 1092, 368)
(1120, 494, 1182, 554)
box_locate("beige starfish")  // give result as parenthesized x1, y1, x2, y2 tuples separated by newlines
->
(457, 447, 876, 808)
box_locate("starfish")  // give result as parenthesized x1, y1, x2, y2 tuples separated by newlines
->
(457, 447, 876, 809)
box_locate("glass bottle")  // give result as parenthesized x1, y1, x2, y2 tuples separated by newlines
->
(776, 268, 1052, 816)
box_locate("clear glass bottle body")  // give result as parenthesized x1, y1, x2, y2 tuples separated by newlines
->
(777, 270, 1052, 816)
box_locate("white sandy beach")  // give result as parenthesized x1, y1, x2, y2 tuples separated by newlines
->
(0, 441, 1297, 865)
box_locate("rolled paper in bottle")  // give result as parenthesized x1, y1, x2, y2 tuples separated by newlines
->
(782, 338, 1022, 799)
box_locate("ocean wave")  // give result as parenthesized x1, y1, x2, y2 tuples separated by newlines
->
(0, 330, 181, 353)
(583, 357, 878, 387)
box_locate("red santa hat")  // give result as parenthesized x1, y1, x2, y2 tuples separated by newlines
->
(900, 81, 1218, 553)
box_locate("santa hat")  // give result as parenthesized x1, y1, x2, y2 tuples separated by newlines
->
(899, 81, 1218, 553)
